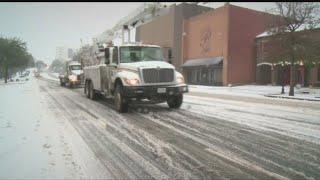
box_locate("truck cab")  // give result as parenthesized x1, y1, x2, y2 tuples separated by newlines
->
(59, 61, 84, 88)
(83, 43, 188, 113)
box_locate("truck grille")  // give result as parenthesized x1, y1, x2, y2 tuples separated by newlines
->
(142, 68, 174, 83)
(77, 74, 84, 82)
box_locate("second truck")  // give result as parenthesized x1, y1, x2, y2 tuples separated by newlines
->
(83, 43, 188, 113)
(59, 61, 84, 88)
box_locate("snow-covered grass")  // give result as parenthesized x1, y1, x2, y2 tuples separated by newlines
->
(188, 84, 320, 101)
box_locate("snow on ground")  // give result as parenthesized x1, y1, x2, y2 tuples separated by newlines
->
(183, 94, 320, 144)
(40, 71, 59, 82)
(0, 75, 110, 179)
(266, 93, 320, 101)
(189, 84, 320, 101)
(50, 72, 60, 79)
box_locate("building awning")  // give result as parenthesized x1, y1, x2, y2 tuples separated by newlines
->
(181, 56, 223, 68)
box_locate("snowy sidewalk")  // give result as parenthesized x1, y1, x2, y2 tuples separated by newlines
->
(265, 93, 320, 102)
(0, 76, 109, 179)
(188, 84, 320, 102)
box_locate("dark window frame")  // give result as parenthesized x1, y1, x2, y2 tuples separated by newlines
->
(318, 64, 320, 81)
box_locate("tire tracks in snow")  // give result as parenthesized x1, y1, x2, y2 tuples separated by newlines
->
(37, 78, 320, 180)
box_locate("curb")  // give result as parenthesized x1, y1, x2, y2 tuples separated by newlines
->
(264, 94, 320, 102)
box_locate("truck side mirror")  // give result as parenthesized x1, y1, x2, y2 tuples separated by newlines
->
(105, 58, 110, 64)
(105, 48, 110, 59)
(105, 48, 110, 64)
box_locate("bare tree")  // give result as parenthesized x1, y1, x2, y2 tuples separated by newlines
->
(267, 2, 320, 96)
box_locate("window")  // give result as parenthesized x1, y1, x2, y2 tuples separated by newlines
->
(120, 46, 163, 63)
(69, 65, 81, 71)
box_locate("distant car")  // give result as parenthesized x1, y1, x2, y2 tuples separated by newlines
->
(16, 78, 20, 82)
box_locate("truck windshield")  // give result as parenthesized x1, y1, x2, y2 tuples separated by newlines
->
(120, 47, 163, 63)
(70, 65, 81, 70)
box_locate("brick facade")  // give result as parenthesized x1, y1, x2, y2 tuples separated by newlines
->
(183, 4, 273, 85)
(255, 29, 320, 87)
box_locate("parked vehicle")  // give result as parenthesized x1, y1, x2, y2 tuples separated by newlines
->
(59, 61, 84, 88)
(83, 43, 188, 113)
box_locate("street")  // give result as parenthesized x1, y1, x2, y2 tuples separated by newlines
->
(1, 2, 320, 180)
(1, 74, 319, 179)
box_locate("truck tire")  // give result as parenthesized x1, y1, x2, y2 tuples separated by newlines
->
(167, 94, 183, 109)
(89, 81, 97, 100)
(114, 84, 128, 113)
(84, 80, 90, 98)
(60, 80, 64, 86)
(68, 82, 73, 89)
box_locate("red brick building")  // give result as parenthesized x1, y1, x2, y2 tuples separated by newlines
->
(135, 3, 212, 70)
(182, 3, 273, 86)
(255, 29, 320, 87)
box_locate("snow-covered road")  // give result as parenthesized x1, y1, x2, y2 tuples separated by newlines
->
(1, 74, 320, 179)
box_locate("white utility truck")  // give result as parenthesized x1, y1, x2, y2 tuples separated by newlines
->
(83, 43, 188, 113)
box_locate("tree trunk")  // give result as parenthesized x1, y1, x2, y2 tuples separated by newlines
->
(289, 64, 295, 96)
(4, 65, 8, 84)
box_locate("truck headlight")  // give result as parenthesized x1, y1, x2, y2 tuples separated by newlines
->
(177, 76, 185, 84)
(124, 78, 140, 86)
(69, 75, 77, 82)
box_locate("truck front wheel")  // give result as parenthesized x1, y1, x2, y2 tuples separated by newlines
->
(114, 84, 128, 113)
(60, 80, 65, 86)
(85, 80, 90, 98)
(89, 81, 97, 100)
(167, 94, 183, 109)
(68, 82, 73, 89)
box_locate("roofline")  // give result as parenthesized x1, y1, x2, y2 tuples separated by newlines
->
(255, 27, 320, 39)
(227, 3, 273, 16)
(186, 3, 273, 22)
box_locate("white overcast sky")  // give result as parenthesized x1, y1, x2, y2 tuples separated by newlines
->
(0, 2, 276, 64)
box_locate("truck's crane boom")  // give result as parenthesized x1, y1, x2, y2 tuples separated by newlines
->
(77, 3, 172, 67)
